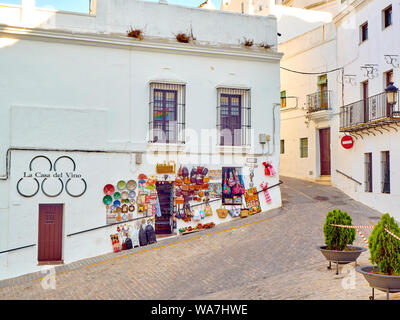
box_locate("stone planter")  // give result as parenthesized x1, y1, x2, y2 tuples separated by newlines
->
(356, 265, 400, 300)
(318, 245, 367, 275)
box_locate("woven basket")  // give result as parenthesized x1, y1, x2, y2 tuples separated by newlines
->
(217, 208, 229, 219)
(240, 209, 249, 218)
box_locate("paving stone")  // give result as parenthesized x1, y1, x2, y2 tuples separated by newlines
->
(0, 176, 398, 300)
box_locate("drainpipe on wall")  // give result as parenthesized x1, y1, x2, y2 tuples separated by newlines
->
(267, 103, 281, 156)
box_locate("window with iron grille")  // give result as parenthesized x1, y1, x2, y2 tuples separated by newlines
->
(381, 151, 390, 194)
(364, 153, 373, 192)
(300, 138, 308, 158)
(217, 88, 251, 146)
(149, 82, 185, 144)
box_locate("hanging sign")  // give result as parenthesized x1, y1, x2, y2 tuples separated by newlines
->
(341, 136, 354, 149)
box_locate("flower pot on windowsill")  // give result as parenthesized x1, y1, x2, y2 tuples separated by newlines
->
(318, 245, 367, 275)
(356, 265, 400, 300)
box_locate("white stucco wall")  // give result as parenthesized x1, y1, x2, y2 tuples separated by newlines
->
(333, 0, 400, 217)
(279, 23, 339, 180)
(0, 0, 282, 280)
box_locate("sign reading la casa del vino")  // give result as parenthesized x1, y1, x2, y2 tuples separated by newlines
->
(17, 155, 87, 198)
(23, 171, 83, 178)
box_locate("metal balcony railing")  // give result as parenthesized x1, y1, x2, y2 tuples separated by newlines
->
(340, 91, 400, 132)
(307, 90, 331, 113)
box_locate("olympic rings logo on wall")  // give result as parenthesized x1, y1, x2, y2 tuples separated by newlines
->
(17, 155, 87, 198)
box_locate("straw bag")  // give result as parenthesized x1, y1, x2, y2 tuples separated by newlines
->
(216, 206, 229, 219)
(240, 207, 249, 218)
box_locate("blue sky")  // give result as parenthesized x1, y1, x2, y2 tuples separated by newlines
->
(0, 0, 222, 13)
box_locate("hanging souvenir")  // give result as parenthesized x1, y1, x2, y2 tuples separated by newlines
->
(117, 180, 127, 190)
(128, 190, 136, 199)
(205, 204, 213, 216)
(103, 184, 115, 195)
(121, 204, 128, 213)
(177, 165, 183, 177)
(113, 200, 121, 207)
(127, 180, 137, 191)
(103, 195, 113, 205)
(113, 192, 121, 199)
(121, 191, 129, 200)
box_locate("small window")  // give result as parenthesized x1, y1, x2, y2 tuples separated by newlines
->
(280, 140, 285, 154)
(300, 138, 308, 158)
(385, 69, 394, 88)
(381, 151, 390, 193)
(217, 88, 251, 146)
(360, 22, 368, 42)
(364, 153, 373, 192)
(383, 5, 392, 29)
(241, 2, 244, 14)
(149, 82, 185, 144)
(280, 91, 287, 108)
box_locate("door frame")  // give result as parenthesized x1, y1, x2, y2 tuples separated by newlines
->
(318, 127, 331, 176)
(37, 203, 64, 265)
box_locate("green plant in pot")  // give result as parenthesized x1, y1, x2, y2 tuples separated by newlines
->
(368, 213, 400, 275)
(356, 213, 400, 300)
(319, 209, 365, 275)
(323, 209, 356, 251)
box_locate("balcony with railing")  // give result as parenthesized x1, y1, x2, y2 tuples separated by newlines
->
(340, 91, 400, 132)
(306, 90, 333, 121)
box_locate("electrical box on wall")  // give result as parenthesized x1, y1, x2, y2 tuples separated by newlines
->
(259, 134, 271, 144)
(259, 134, 267, 144)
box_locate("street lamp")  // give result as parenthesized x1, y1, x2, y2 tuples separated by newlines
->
(385, 82, 398, 105)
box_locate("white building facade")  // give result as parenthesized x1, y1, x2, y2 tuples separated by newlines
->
(224, 0, 400, 220)
(0, 0, 283, 280)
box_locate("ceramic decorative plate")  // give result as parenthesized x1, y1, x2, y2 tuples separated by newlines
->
(121, 191, 129, 200)
(127, 180, 137, 190)
(124, 199, 130, 204)
(103, 184, 115, 195)
(129, 205, 135, 212)
(129, 199, 136, 205)
(103, 195, 113, 205)
(113, 192, 121, 199)
(113, 200, 121, 207)
(117, 180, 126, 190)
(128, 190, 136, 198)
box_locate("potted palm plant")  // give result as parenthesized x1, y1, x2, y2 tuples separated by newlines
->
(319, 209, 366, 275)
(356, 213, 400, 300)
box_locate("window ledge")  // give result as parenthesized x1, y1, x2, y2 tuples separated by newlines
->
(216, 145, 251, 154)
(147, 142, 185, 153)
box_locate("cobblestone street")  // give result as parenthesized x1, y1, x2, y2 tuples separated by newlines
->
(0, 176, 397, 300)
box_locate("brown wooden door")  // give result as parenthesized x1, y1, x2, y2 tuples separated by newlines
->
(38, 204, 63, 263)
(319, 128, 331, 175)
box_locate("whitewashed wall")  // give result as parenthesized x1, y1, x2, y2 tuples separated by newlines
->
(0, 1, 282, 280)
(333, 0, 400, 217)
(279, 23, 338, 180)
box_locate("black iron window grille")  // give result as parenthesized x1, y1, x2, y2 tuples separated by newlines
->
(149, 82, 186, 144)
(216, 87, 251, 147)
